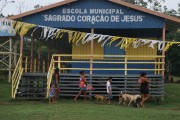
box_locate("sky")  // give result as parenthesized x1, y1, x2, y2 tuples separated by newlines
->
(1, 0, 179, 16)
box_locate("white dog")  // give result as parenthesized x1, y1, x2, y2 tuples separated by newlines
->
(119, 91, 141, 106)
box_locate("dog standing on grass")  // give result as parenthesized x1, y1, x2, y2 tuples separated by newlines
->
(95, 95, 108, 103)
(119, 91, 141, 106)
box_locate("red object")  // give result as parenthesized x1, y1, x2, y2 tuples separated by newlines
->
(87, 84, 94, 90)
(79, 77, 86, 88)
(138, 79, 142, 84)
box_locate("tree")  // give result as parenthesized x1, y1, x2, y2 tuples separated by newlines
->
(34, 4, 43, 9)
(148, 0, 165, 12)
(16, 0, 28, 14)
(0, 0, 14, 17)
(166, 31, 180, 81)
(122, 0, 148, 7)
(122, 0, 165, 11)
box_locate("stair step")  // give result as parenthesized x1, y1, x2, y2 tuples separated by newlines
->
(19, 84, 47, 86)
(16, 93, 46, 95)
(22, 73, 47, 77)
(18, 87, 46, 89)
(20, 79, 47, 82)
(16, 97, 45, 100)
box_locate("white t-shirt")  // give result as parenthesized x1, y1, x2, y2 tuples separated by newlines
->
(106, 81, 112, 93)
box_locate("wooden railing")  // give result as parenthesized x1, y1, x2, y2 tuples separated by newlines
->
(12, 55, 24, 99)
(46, 54, 165, 98)
(51, 54, 165, 73)
(46, 56, 54, 98)
(22, 56, 48, 73)
(155, 58, 163, 75)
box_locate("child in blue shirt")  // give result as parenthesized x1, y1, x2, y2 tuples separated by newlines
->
(49, 84, 56, 104)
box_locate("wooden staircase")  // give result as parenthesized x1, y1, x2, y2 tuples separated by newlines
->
(16, 73, 47, 100)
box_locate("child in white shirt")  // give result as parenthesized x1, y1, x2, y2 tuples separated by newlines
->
(106, 77, 112, 104)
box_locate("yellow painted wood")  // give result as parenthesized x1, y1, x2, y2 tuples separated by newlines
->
(43, 61, 45, 73)
(126, 44, 157, 60)
(57, 68, 164, 71)
(11, 55, 24, 98)
(53, 54, 164, 58)
(58, 56, 61, 69)
(72, 40, 104, 60)
(158, 58, 161, 75)
(46, 56, 55, 98)
(25, 56, 28, 73)
(34, 59, 36, 72)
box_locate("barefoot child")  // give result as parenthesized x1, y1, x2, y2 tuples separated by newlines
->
(139, 72, 150, 108)
(49, 84, 56, 104)
(106, 77, 112, 104)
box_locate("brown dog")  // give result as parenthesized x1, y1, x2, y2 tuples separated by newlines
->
(95, 95, 108, 103)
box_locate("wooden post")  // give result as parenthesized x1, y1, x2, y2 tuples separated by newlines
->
(89, 22, 94, 99)
(20, 36, 24, 56)
(47, 40, 50, 72)
(90, 22, 94, 75)
(13, 41, 17, 67)
(20, 36, 24, 70)
(38, 39, 41, 72)
(124, 56, 127, 93)
(9, 38, 12, 82)
(155, 58, 157, 75)
(125, 57, 127, 75)
(34, 58, 36, 72)
(162, 23, 166, 76)
(158, 58, 161, 75)
(30, 37, 34, 72)
(43, 61, 45, 73)
(58, 56, 61, 69)
(25, 56, 28, 73)
(161, 23, 166, 101)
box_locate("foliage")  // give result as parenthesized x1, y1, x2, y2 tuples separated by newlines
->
(15, 0, 27, 14)
(122, 0, 179, 16)
(0, 0, 14, 16)
(122, 0, 165, 11)
(166, 31, 180, 77)
(34, 4, 43, 9)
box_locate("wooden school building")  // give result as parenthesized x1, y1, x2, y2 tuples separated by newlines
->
(9, 0, 180, 99)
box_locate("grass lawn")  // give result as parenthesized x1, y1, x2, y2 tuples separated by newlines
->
(0, 80, 180, 120)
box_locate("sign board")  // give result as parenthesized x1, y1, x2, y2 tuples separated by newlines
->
(23, 0, 165, 29)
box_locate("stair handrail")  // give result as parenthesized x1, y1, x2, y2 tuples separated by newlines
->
(12, 55, 24, 99)
(46, 55, 54, 98)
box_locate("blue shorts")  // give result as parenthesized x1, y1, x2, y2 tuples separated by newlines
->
(80, 87, 87, 91)
(108, 93, 113, 100)
(49, 94, 54, 98)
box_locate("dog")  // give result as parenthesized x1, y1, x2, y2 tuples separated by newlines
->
(95, 95, 108, 103)
(119, 91, 141, 106)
